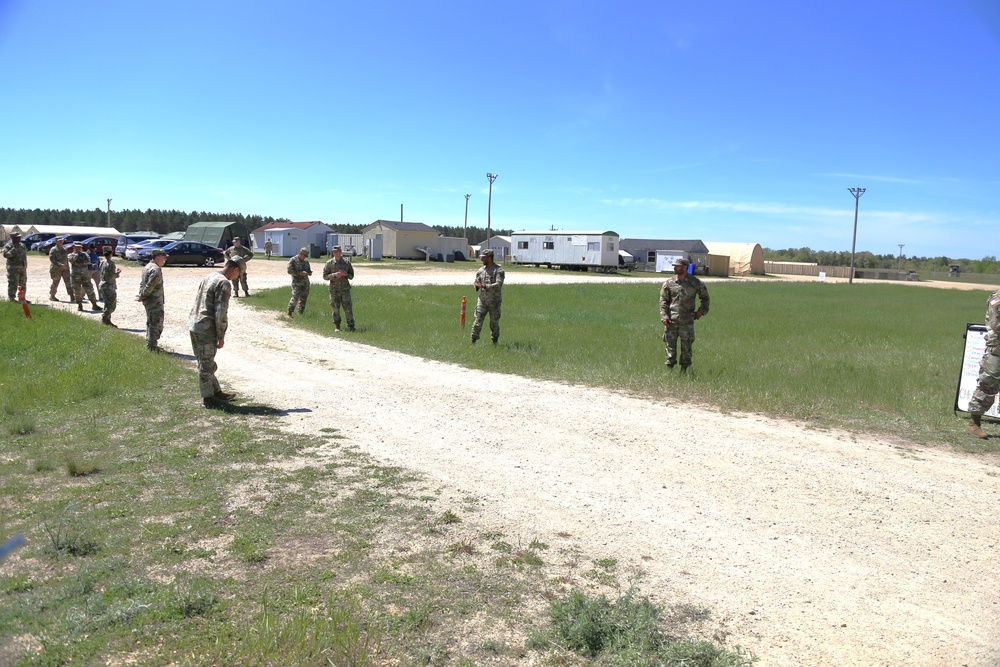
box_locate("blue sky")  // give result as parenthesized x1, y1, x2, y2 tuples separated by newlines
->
(1, 0, 998, 258)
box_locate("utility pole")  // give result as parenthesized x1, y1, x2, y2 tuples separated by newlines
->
(848, 187, 866, 284)
(107, 198, 112, 228)
(463, 194, 471, 243)
(897, 244, 904, 272)
(486, 172, 497, 251)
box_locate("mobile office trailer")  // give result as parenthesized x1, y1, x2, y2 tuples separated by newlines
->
(326, 233, 363, 256)
(510, 230, 620, 271)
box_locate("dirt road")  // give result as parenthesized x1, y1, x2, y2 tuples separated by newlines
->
(21, 255, 1000, 666)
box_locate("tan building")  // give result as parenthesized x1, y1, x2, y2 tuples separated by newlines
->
(361, 220, 440, 259)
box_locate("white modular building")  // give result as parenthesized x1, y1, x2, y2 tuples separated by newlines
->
(510, 230, 620, 271)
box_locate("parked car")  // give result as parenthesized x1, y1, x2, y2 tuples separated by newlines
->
(125, 239, 173, 261)
(115, 233, 161, 258)
(20, 233, 55, 250)
(36, 233, 102, 254)
(78, 236, 119, 253)
(136, 241, 224, 266)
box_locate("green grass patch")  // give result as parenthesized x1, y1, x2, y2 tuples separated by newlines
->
(249, 281, 992, 446)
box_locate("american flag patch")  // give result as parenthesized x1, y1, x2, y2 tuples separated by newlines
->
(991, 294, 1000, 308)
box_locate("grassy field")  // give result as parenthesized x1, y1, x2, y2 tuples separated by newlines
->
(249, 279, 995, 449)
(0, 304, 751, 666)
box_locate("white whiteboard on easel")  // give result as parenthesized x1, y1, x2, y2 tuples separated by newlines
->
(955, 324, 1000, 417)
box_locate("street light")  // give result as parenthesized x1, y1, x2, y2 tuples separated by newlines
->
(463, 193, 471, 244)
(848, 187, 866, 284)
(897, 244, 904, 272)
(486, 173, 498, 251)
(107, 198, 112, 228)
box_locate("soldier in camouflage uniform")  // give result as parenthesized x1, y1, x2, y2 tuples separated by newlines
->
(471, 249, 505, 345)
(189, 257, 245, 409)
(224, 237, 254, 296)
(286, 247, 312, 316)
(967, 290, 1000, 438)
(48, 236, 73, 300)
(322, 245, 355, 331)
(659, 257, 710, 373)
(69, 242, 100, 311)
(2, 232, 28, 301)
(97, 247, 121, 327)
(137, 249, 168, 351)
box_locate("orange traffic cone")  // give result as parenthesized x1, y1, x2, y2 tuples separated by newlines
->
(17, 286, 31, 319)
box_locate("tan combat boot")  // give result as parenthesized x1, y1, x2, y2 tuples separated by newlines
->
(967, 414, 988, 439)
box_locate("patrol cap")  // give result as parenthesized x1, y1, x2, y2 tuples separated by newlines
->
(230, 256, 247, 273)
(332, 245, 342, 251)
(481, 249, 494, 257)
(299, 246, 309, 255)
(10, 232, 20, 238)
(73, 241, 83, 247)
(233, 237, 242, 243)
(150, 249, 167, 258)
(672, 257, 691, 267)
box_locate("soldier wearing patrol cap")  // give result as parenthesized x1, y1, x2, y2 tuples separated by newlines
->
(69, 241, 100, 311)
(224, 237, 254, 296)
(659, 257, 710, 373)
(322, 245, 355, 331)
(189, 256, 245, 408)
(286, 247, 312, 316)
(137, 249, 168, 350)
(471, 248, 504, 345)
(2, 232, 28, 301)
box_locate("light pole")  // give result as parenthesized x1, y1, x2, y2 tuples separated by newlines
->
(463, 193, 471, 243)
(848, 187, 866, 284)
(897, 244, 904, 272)
(486, 172, 497, 251)
(107, 198, 112, 228)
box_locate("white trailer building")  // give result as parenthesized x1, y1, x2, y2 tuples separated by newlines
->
(510, 230, 620, 271)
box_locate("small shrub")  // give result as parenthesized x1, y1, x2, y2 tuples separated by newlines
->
(42, 502, 100, 557)
(65, 453, 97, 477)
(439, 510, 461, 525)
(511, 550, 543, 567)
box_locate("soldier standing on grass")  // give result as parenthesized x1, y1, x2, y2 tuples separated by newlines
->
(224, 237, 254, 297)
(286, 247, 312, 317)
(966, 289, 1000, 438)
(264, 239, 272, 259)
(659, 258, 710, 373)
(48, 236, 73, 301)
(97, 247, 121, 327)
(322, 245, 355, 332)
(137, 249, 167, 351)
(189, 257, 244, 409)
(471, 249, 504, 345)
(69, 242, 100, 311)
(3, 232, 28, 302)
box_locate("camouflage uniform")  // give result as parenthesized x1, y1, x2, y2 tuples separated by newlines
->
(659, 272, 710, 369)
(286, 254, 312, 315)
(48, 243, 73, 299)
(322, 255, 355, 330)
(224, 243, 254, 295)
(69, 248, 99, 308)
(969, 291, 1000, 420)
(2, 239, 27, 301)
(264, 240, 272, 259)
(471, 262, 505, 344)
(188, 271, 232, 398)
(97, 257, 119, 325)
(138, 261, 165, 350)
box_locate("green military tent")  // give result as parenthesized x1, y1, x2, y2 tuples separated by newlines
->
(183, 221, 251, 250)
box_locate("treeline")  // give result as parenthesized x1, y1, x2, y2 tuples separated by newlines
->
(764, 247, 1000, 274)
(328, 223, 512, 246)
(0, 208, 286, 235)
